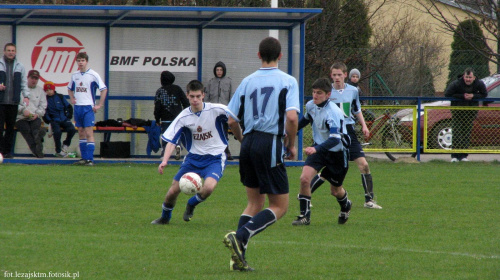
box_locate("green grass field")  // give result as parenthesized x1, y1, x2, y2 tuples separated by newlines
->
(1, 161, 499, 279)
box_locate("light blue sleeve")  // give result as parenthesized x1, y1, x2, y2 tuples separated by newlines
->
(286, 77, 300, 113)
(352, 87, 362, 115)
(227, 81, 244, 121)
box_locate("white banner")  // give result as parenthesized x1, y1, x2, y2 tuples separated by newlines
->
(109, 50, 197, 72)
(16, 26, 106, 95)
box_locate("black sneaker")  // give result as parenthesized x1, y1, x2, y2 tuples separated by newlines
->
(84, 160, 94, 166)
(183, 203, 195, 222)
(73, 159, 87, 165)
(223, 232, 251, 271)
(151, 217, 169, 225)
(338, 200, 352, 224)
(292, 215, 310, 226)
(230, 259, 254, 272)
(3, 153, 14, 159)
(35, 143, 44, 158)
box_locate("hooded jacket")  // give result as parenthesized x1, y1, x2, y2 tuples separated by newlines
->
(154, 71, 189, 123)
(205, 61, 233, 104)
(445, 75, 487, 106)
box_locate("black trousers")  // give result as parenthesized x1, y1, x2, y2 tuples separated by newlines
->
(51, 120, 76, 153)
(15, 118, 43, 156)
(0, 104, 18, 155)
(451, 109, 478, 160)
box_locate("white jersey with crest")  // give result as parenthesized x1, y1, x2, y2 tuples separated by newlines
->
(161, 102, 229, 156)
(329, 83, 361, 126)
(67, 69, 107, 106)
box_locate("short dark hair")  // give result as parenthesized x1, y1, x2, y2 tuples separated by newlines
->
(186, 80, 204, 93)
(4, 43, 16, 51)
(330, 61, 347, 73)
(312, 78, 332, 93)
(76, 52, 88, 61)
(259, 37, 281, 63)
(464, 67, 475, 76)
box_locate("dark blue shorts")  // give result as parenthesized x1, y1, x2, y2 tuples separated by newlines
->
(239, 131, 289, 194)
(347, 124, 365, 160)
(305, 149, 349, 187)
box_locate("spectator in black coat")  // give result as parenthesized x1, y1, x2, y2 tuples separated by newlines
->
(444, 68, 487, 162)
(154, 71, 189, 159)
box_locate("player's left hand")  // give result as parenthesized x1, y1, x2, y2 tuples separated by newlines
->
(285, 146, 297, 160)
(93, 104, 102, 112)
(304, 146, 316, 156)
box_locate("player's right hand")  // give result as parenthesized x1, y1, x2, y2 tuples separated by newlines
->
(158, 161, 168, 174)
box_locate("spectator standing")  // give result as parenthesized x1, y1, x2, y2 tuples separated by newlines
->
(347, 68, 361, 92)
(43, 81, 76, 157)
(205, 61, 234, 160)
(0, 43, 30, 158)
(154, 70, 189, 160)
(16, 70, 46, 158)
(68, 52, 107, 166)
(444, 68, 487, 162)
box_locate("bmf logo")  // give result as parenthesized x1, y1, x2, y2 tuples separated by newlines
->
(31, 32, 85, 87)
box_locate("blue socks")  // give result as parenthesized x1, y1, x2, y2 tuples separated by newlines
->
(87, 142, 95, 161)
(187, 194, 205, 207)
(236, 208, 277, 248)
(238, 215, 252, 230)
(79, 139, 87, 160)
(298, 194, 311, 218)
(161, 202, 173, 221)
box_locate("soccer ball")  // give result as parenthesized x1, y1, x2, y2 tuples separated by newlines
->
(0, 153, 3, 164)
(179, 172, 203, 195)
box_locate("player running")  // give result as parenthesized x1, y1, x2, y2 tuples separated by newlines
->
(292, 78, 351, 226)
(309, 62, 382, 209)
(151, 80, 230, 225)
(223, 37, 299, 271)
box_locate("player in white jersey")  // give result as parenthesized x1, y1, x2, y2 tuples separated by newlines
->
(223, 37, 299, 271)
(67, 52, 107, 166)
(309, 62, 382, 209)
(151, 80, 230, 225)
(292, 78, 351, 226)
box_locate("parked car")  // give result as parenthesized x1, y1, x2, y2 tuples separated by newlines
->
(396, 74, 500, 150)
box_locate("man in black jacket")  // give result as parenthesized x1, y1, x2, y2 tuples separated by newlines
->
(154, 71, 189, 159)
(444, 68, 487, 162)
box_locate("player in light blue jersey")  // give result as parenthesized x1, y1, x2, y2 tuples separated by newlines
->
(292, 78, 352, 226)
(67, 52, 107, 166)
(309, 62, 382, 209)
(223, 37, 299, 271)
(151, 80, 230, 225)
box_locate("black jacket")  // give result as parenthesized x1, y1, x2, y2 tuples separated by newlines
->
(154, 71, 189, 123)
(444, 76, 487, 106)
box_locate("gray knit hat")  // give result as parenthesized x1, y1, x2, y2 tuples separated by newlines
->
(349, 68, 361, 79)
